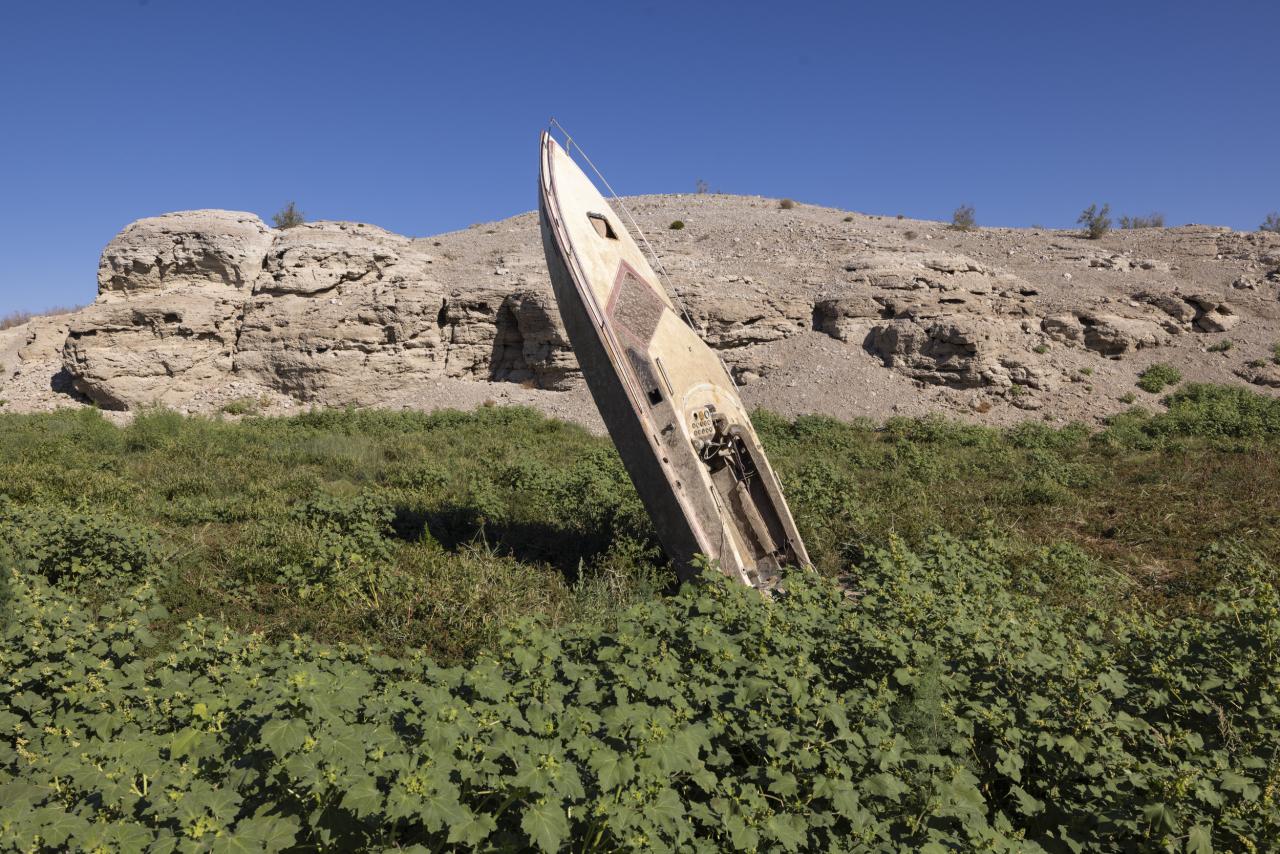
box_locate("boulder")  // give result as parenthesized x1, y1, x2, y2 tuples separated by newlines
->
(1077, 313, 1167, 356)
(688, 293, 811, 348)
(97, 210, 272, 294)
(1237, 364, 1280, 388)
(812, 295, 884, 342)
(62, 285, 243, 409)
(1134, 291, 1198, 324)
(867, 315, 1037, 389)
(65, 214, 582, 409)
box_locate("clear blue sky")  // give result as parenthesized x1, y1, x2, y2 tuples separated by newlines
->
(2, 0, 1277, 314)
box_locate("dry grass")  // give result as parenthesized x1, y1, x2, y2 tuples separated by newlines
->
(0, 305, 82, 331)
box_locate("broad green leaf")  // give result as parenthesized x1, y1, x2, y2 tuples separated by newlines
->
(521, 801, 569, 853)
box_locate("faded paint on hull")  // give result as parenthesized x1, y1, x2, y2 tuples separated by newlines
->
(538, 133, 810, 586)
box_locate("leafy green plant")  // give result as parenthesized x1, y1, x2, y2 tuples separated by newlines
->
(0, 499, 159, 594)
(668, 220, 685, 230)
(1137, 363, 1182, 393)
(1078, 203, 1112, 239)
(3, 532, 1278, 851)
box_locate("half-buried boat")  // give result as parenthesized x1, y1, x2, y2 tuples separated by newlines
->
(538, 130, 811, 587)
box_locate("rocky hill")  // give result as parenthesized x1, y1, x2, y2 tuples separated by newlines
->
(3, 196, 1279, 429)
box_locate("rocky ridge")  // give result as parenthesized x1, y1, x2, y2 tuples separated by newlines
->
(3, 196, 1279, 429)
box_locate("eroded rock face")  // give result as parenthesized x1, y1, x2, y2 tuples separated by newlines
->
(821, 251, 1048, 389)
(1041, 312, 1168, 356)
(64, 212, 581, 408)
(44, 204, 1275, 419)
(689, 293, 811, 348)
(234, 223, 449, 404)
(97, 210, 272, 294)
(63, 286, 244, 409)
(1238, 363, 1280, 388)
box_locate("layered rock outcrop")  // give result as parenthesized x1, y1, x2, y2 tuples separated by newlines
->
(62, 213, 577, 409)
(4, 195, 1269, 428)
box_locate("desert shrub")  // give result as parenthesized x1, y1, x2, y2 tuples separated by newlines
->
(1261, 212, 1280, 233)
(1118, 212, 1165, 229)
(904, 230, 918, 240)
(949, 204, 976, 231)
(1150, 383, 1280, 438)
(1137, 362, 1182, 393)
(221, 396, 262, 416)
(778, 198, 795, 210)
(0, 305, 82, 331)
(1119, 391, 1137, 404)
(1077, 203, 1111, 239)
(124, 407, 186, 451)
(695, 178, 708, 194)
(0, 311, 34, 330)
(1207, 339, 1233, 353)
(668, 220, 685, 230)
(272, 201, 306, 229)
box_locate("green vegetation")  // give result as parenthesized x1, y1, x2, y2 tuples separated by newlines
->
(1119, 212, 1165, 229)
(221, 396, 269, 416)
(271, 201, 306, 229)
(1208, 339, 1233, 354)
(1261, 212, 1280, 233)
(1078, 203, 1112, 239)
(1138, 363, 1183, 393)
(668, 220, 685, 230)
(3, 386, 1280, 849)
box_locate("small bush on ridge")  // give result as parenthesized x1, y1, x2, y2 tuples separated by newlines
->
(1078, 203, 1111, 239)
(1118, 212, 1165, 229)
(949, 204, 976, 231)
(272, 201, 306, 229)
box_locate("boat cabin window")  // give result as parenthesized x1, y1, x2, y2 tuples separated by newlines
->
(587, 212, 618, 239)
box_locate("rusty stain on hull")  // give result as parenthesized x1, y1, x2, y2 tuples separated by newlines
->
(537, 132, 811, 587)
